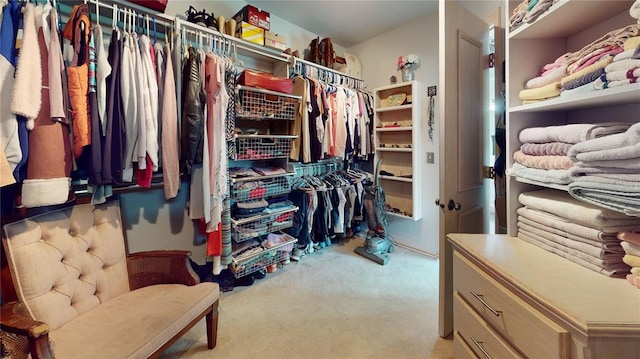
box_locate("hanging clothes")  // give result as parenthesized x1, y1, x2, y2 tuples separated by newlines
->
(121, 30, 138, 182)
(181, 47, 205, 175)
(161, 43, 180, 200)
(1, 0, 24, 182)
(21, 3, 73, 208)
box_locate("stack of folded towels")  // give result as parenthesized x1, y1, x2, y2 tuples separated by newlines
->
(518, 19, 640, 104)
(509, 0, 559, 31)
(518, 189, 640, 278)
(567, 122, 640, 216)
(512, 123, 632, 185)
(619, 231, 640, 289)
(594, 36, 640, 90)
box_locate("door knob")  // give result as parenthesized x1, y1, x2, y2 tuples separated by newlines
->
(447, 199, 462, 211)
(435, 199, 444, 209)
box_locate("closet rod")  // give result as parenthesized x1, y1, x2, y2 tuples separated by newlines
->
(292, 57, 365, 90)
(175, 18, 290, 63)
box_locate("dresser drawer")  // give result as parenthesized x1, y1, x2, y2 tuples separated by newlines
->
(454, 251, 570, 359)
(454, 292, 524, 359)
(453, 330, 480, 359)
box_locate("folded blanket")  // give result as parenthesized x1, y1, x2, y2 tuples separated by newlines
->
(526, 65, 567, 89)
(632, 266, 640, 276)
(561, 55, 614, 85)
(518, 206, 639, 238)
(523, 0, 554, 24)
(518, 230, 630, 277)
(568, 179, 640, 216)
(519, 81, 561, 101)
(623, 253, 640, 267)
(565, 24, 640, 74)
(519, 123, 632, 145)
(561, 67, 605, 91)
(511, 163, 572, 185)
(521, 142, 572, 156)
(622, 240, 640, 256)
(513, 150, 573, 170)
(519, 189, 639, 230)
(619, 231, 640, 245)
(560, 81, 597, 98)
(567, 122, 640, 167)
(517, 220, 624, 257)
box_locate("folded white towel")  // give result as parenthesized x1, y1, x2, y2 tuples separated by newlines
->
(622, 241, 640, 256)
(519, 189, 639, 230)
(613, 49, 637, 62)
(605, 67, 640, 81)
(526, 65, 568, 89)
(605, 58, 640, 73)
(519, 123, 632, 144)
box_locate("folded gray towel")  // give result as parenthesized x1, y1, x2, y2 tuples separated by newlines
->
(568, 179, 640, 216)
(568, 122, 640, 168)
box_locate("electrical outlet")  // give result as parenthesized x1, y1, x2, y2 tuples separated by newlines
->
(427, 86, 437, 97)
(426, 152, 435, 164)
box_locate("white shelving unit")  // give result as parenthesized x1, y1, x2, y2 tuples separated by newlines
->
(505, 0, 640, 235)
(373, 81, 422, 220)
(449, 1, 640, 358)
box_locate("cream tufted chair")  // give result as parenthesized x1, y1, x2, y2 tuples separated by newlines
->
(0, 200, 219, 358)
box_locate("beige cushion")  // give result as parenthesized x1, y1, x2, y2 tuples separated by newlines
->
(48, 283, 219, 359)
(2, 201, 130, 330)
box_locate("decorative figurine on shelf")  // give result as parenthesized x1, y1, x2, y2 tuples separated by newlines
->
(397, 53, 420, 82)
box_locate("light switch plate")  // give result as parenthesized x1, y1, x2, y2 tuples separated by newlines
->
(427, 152, 435, 164)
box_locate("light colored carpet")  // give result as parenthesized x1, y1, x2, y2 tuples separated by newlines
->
(160, 234, 453, 359)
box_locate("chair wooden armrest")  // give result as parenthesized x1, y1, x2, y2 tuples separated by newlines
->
(126, 250, 200, 290)
(0, 302, 55, 359)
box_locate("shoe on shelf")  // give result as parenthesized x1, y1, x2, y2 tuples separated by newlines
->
(205, 13, 218, 30)
(283, 48, 292, 55)
(281, 253, 291, 265)
(266, 264, 278, 273)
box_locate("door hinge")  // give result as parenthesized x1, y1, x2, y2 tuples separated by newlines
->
(483, 166, 495, 179)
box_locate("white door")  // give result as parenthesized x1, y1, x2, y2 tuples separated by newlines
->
(437, 0, 490, 338)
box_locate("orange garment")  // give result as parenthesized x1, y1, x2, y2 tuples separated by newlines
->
(67, 64, 91, 158)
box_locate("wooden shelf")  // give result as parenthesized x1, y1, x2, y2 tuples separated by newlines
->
(375, 126, 413, 132)
(375, 147, 413, 153)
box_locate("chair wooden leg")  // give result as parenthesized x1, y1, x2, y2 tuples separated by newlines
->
(206, 301, 219, 349)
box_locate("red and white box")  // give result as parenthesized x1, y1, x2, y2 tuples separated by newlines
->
(233, 5, 270, 31)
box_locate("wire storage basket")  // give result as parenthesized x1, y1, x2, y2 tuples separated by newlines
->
(235, 135, 296, 160)
(231, 175, 292, 202)
(230, 233, 297, 278)
(231, 207, 297, 242)
(235, 85, 300, 121)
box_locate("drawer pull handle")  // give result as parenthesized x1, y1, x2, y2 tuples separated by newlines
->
(470, 336, 492, 359)
(470, 291, 501, 317)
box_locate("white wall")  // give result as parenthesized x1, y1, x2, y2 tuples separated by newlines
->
(164, 1, 348, 59)
(348, 13, 441, 257)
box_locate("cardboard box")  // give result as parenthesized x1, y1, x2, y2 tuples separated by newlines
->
(236, 21, 265, 46)
(264, 31, 287, 51)
(233, 5, 270, 31)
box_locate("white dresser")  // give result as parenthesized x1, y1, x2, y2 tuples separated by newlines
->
(449, 233, 640, 359)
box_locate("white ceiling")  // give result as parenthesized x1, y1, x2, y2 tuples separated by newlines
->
(245, 0, 501, 48)
(246, 0, 439, 47)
